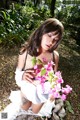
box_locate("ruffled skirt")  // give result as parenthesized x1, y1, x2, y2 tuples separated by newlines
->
(20, 80, 51, 104)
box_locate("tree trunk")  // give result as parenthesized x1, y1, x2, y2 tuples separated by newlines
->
(50, 0, 56, 17)
(0, 0, 10, 9)
(0, 0, 5, 9)
(34, 0, 40, 7)
(20, 0, 24, 5)
(5, 0, 10, 9)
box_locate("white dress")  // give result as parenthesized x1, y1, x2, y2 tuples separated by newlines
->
(15, 68, 51, 104)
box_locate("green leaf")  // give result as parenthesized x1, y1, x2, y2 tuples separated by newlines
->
(37, 59, 43, 64)
(1, 11, 7, 20)
(31, 57, 37, 66)
(41, 68, 46, 76)
(65, 100, 74, 114)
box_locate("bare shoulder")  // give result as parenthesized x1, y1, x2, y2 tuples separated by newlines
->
(53, 50, 59, 72)
(54, 50, 59, 58)
(54, 50, 59, 62)
(17, 50, 27, 69)
(18, 50, 27, 61)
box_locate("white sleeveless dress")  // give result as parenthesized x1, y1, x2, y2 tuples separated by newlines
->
(15, 68, 51, 104)
(15, 52, 53, 104)
(21, 80, 51, 104)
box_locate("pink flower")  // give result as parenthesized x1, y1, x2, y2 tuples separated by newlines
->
(54, 84, 61, 92)
(55, 71, 64, 84)
(32, 57, 72, 101)
(34, 65, 38, 69)
(66, 85, 72, 92)
(49, 88, 60, 98)
(44, 61, 54, 71)
(57, 78, 64, 84)
(53, 91, 60, 98)
(34, 65, 41, 74)
(61, 94, 67, 101)
(62, 85, 72, 95)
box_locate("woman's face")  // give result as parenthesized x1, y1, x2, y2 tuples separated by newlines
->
(40, 31, 60, 52)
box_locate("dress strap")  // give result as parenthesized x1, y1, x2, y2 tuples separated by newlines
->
(52, 51, 55, 71)
(53, 51, 55, 64)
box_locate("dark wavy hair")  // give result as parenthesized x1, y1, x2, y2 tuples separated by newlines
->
(20, 18, 64, 56)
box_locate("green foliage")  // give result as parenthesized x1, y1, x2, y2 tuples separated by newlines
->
(32, 57, 43, 66)
(67, 6, 80, 25)
(41, 68, 46, 76)
(31, 57, 37, 66)
(1, 1, 79, 47)
(0, 5, 30, 47)
(55, 4, 80, 46)
(0, 2, 50, 48)
(55, 5, 80, 25)
(65, 100, 74, 114)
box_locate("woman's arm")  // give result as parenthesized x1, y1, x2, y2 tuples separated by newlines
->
(53, 50, 59, 72)
(15, 51, 34, 87)
(17, 51, 27, 70)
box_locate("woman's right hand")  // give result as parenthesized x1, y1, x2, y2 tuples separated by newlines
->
(22, 68, 35, 83)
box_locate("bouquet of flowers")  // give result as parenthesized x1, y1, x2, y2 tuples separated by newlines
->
(32, 57, 72, 101)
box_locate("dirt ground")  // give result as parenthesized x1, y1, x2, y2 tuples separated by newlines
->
(0, 37, 80, 120)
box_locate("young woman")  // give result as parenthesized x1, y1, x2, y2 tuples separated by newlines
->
(15, 18, 64, 114)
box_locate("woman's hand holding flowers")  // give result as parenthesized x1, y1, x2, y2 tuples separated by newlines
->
(22, 68, 35, 83)
(32, 57, 72, 101)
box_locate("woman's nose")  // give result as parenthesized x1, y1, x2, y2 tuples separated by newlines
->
(49, 40, 53, 45)
(49, 37, 54, 43)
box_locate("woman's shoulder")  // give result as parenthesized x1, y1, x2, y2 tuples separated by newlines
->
(17, 50, 28, 69)
(53, 50, 59, 62)
(54, 50, 59, 57)
(19, 50, 27, 59)
(19, 50, 27, 60)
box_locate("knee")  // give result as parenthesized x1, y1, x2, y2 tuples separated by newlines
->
(32, 108, 39, 114)
(21, 101, 32, 111)
(32, 103, 43, 114)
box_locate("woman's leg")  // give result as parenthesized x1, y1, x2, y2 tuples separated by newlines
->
(21, 92, 32, 111)
(32, 103, 44, 114)
(21, 100, 32, 111)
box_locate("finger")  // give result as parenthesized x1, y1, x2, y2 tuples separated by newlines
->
(25, 76, 33, 83)
(25, 69, 34, 73)
(33, 81, 40, 85)
(25, 73, 34, 81)
(25, 78, 36, 87)
(26, 73, 34, 79)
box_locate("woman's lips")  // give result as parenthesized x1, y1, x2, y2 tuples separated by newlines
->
(46, 44, 50, 48)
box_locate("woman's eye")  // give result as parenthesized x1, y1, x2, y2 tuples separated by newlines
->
(48, 34, 52, 37)
(53, 39, 57, 41)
